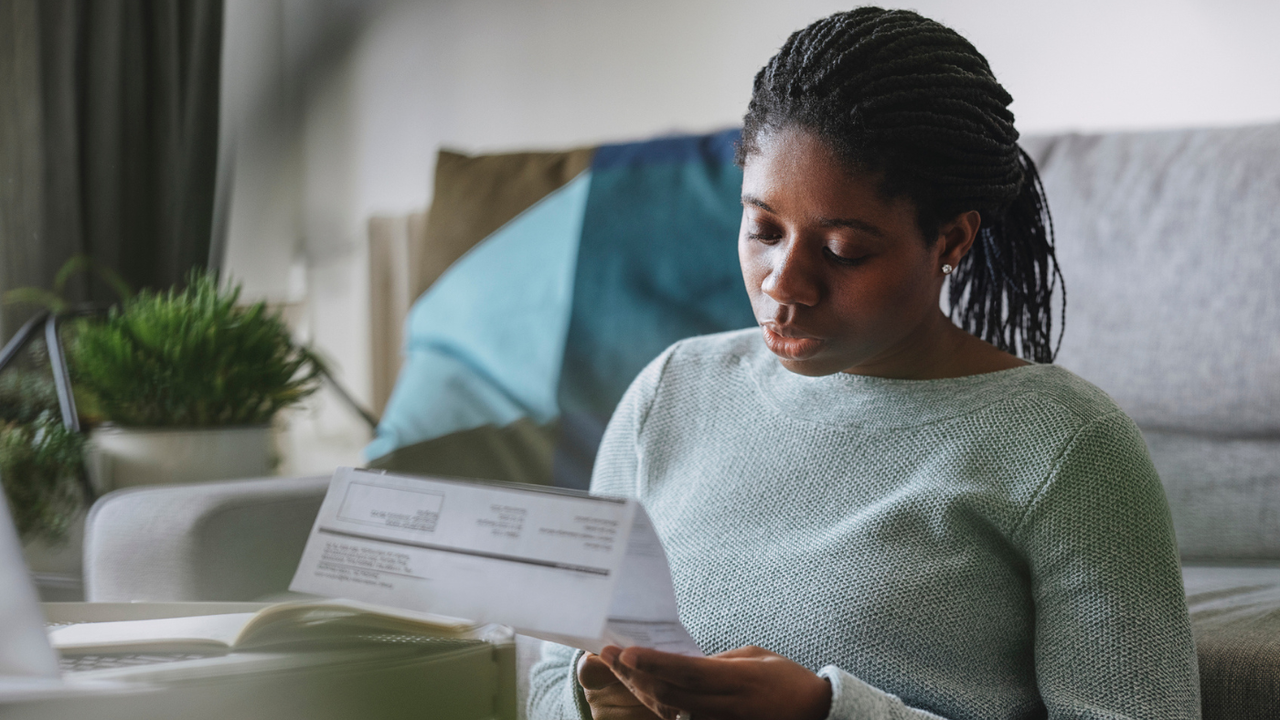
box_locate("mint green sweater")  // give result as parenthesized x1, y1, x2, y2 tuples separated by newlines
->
(529, 329, 1199, 719)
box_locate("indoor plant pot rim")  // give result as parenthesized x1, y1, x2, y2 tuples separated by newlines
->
(91, 422, 274, 434)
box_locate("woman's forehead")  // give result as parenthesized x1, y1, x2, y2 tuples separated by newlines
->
(741, 128, 917, 232)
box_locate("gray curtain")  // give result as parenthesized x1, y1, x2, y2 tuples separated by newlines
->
(0, 0, 223, 340)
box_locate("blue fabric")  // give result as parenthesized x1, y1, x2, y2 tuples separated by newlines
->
(368, 128, 754, 486)
(366, 172, 591, 461)
(553, 129, 755, 488)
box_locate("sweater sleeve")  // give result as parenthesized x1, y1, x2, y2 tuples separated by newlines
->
(1016, 411, 1200, 719)
(815, 411, 1200, 720)
(817, 667, 949, 719)
(526, 345, 676, 720)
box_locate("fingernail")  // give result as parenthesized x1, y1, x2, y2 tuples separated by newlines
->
(600, 646, 619, 664)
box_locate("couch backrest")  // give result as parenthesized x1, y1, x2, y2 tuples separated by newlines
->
(1024, 124, 1280, 560)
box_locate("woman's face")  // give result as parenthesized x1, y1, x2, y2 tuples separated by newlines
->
(739, 126, 969, 377)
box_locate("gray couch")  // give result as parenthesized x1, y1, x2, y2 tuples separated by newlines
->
(84, 122, 1280, 719)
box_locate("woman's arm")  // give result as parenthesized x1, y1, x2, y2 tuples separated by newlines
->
(1018, 411, 1200, 719)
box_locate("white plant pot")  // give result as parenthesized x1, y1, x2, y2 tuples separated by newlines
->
(89, 424, 277, 490)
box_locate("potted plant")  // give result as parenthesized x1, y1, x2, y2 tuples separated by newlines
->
(71, 272, 323, 488)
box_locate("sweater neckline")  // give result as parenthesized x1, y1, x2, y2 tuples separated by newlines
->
(741, 333, 1060, 431)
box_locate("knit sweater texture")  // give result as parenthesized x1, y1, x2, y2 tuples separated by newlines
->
(528, 328, 1200, 720)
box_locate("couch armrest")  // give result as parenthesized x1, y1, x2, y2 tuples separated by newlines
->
(84, 475, 329, 602)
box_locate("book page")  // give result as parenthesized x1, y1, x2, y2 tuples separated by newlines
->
(234, 598, 476, 648)
(49, 613, 256, 655)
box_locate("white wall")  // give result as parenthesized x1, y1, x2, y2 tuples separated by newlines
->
(352, 0, 1280, 221)
(220, 0, 1280, 472)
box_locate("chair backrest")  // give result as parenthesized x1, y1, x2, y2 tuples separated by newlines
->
(84, 475, 328, 601)
(1025, 123, 1280, 560)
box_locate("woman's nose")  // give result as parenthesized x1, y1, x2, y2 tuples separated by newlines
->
(760, 241, 821, 308)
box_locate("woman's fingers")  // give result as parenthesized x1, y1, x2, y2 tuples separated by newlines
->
(602, 661, 735, 719)
(586, 682, 652, 709)
(580, 651, 665, 719)
(598, 644, 830, 720)
(579, 652, 624, 691)
(600, 646, 742, 718)
(607, 645, 742, 693)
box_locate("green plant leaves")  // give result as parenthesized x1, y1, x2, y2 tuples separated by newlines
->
(3, 254, 132, 313)
(69, 272, 323, 427)
(2, 288, 68, 313)
(0, 416, 85, 544)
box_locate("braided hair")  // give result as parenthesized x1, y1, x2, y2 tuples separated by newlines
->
(736, 7, 1064, 362)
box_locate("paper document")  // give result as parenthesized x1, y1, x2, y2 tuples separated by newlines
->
(290, 467, 701, 656)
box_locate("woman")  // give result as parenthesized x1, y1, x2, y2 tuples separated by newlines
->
(530, 8, 1198, 720)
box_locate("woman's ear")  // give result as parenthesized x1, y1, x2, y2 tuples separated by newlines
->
(938, 210, 981, 269)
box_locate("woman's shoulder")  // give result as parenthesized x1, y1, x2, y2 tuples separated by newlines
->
(1004, 367, 1162, 530)
(1013, 364, 1133, 431)
(968, 364, 1149, 476)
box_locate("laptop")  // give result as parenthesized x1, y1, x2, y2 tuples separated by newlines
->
(0, 487, 140, 701)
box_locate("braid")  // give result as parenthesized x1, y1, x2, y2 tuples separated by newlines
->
(737, 7, 1064, 362)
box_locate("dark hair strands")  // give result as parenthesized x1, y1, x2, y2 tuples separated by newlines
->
(736, 7, 1065, 362)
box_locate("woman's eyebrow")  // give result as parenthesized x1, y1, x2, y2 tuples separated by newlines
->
(742, 194, 885, 237)
(817, 216, 885, 237)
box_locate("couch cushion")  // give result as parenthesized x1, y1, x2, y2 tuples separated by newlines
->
(1025, 124, 1280, 437)
(1183, 563, 1280, 720)
(1146, 430, 1280, 560)
(367, 173, 590, 465)
(420, 147, 594, 298)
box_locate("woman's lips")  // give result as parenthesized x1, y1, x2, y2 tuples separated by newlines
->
(761, 325, 825, 360)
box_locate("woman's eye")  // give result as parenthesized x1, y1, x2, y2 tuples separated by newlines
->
(747, 229, 782, 243)
(824, 247, 867, 266)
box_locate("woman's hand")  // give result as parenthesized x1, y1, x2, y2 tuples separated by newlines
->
(578, 651, 662, 720)
(597, 644, 831, 720)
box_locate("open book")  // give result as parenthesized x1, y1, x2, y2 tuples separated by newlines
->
(48, 599, 482, 655)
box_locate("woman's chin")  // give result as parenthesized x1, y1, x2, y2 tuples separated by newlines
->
(775, 357, 836, 376)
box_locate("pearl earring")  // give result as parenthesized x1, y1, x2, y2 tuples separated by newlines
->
(941, 264, 954, 275)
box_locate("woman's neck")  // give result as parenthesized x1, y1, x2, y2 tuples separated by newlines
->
(842, 310, 1029, 381)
